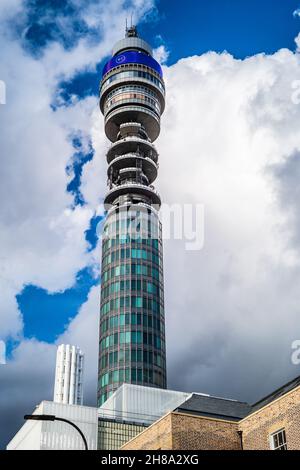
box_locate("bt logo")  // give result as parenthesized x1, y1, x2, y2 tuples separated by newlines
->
(116, 55, 126, 64)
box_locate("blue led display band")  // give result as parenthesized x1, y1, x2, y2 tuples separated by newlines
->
(102, 51, 163, 78)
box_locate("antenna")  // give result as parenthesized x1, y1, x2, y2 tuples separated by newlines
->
(125, 11, 138, 39)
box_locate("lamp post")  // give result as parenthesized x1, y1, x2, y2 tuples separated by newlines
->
(24, 414, 88, 450)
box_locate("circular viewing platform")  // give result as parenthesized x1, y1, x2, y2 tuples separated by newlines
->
(104, 105, 160, 142)
(104, 182, 161, 208)
(107, 154, 158, 184)
(106, 136, 158, 163)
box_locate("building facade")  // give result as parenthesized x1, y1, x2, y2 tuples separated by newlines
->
(121, 393, 250, 450)
(53, 344, 84, 406)
(7, 377, 300, 450)
(122, 412, 243, 451)
(98, 26, 167, 406)
(7, 401, 98, 450)
(239, 376, 300, 450)
(98, 418, 147, 450)
(97, 384, 191, 450)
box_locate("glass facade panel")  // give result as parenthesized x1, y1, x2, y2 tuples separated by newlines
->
(98, 207, 166, 404)
(102, 69, 165, 92)
(98, 418, 147, 450)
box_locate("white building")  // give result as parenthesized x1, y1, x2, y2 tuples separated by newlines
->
(7, 384, 195, 450)
(98, 383, 192, 425)
(6, 401, 98, 450)
(53, 344, 84, 405)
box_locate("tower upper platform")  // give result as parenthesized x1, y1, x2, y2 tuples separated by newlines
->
(100, 26, 165, 143)
(112, 25, 153, 56)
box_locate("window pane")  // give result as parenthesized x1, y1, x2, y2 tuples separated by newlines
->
(271, 429, 287, 450)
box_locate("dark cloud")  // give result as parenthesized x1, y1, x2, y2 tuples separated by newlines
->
(0, 341, 56, 449)
(271, 151, 300, 249)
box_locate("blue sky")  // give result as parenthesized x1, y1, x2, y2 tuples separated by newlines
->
(15, 0, 300, 349)
(145, 0, 300, 61)
(17, 268, 97, 343)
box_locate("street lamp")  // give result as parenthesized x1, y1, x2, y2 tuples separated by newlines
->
(24, 414, 88, 450)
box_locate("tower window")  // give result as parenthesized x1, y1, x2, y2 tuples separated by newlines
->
(270, 429, 287, 450)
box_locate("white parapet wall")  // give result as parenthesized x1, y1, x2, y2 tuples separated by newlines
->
(7, 401, 98, 450)
(98, 383, 192, 425)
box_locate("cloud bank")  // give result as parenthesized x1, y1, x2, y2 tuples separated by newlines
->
(160, 48, 300, 398)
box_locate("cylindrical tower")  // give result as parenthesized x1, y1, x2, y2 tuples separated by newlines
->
(98, 26, 167, 406)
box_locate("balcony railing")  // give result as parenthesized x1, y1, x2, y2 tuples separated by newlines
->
(104, 182, 161, 207)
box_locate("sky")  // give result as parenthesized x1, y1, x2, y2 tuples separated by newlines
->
(1, 0, 300, 449)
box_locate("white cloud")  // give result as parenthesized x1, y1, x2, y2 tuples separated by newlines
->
(295, 31, 300, 51)
(0, 0, 22, 19)
(157, 48, 300, 399)
(293, 8, 300, 18)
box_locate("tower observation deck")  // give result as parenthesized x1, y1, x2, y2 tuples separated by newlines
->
(98, 26, 167, 406)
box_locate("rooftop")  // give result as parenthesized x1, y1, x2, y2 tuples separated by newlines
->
(251, 374, 300, 413)
(175, 394, 251, 422)
(174, 374, 300, 422)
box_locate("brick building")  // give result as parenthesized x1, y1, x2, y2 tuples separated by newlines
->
(240, 376, 300, 450)
(122, 375, 300, 450)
